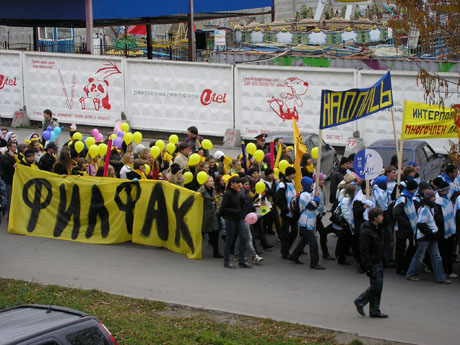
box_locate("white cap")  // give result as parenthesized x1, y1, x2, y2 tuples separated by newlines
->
(214, 150, 224, 159)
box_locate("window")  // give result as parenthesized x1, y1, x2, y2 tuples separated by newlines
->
(57, 28, 72, 40)
(417, 148, 428, 165)
(39, 27, 54, 40)
(66, 327, 109, 345)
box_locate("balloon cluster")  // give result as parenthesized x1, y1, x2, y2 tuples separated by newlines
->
(42, 126, 62, 143)
(109, 123, 143, 149)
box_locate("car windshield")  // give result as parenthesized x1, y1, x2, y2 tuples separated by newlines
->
(372, 148, 412, 167)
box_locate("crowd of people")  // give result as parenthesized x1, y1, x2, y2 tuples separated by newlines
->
(1, 111, 459, 302)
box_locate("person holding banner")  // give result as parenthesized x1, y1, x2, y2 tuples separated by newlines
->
(274, 167, 298, 260)
(329, 157, 351, 204)
(38, 143, 57, 172)
(52, 147, 72, 176)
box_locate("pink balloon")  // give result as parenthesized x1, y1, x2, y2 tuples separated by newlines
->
(245, 212, 258, 225)
(91, 128, 99, 136)
(95, 133, 104, 142)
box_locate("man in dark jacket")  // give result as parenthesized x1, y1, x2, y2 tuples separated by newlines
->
(219, 176, 250, 268)
(38, 143, 57, 172)
(1, 140, 17, 215)
(354, 208, 388, 318)
(329, 157, 351, 204)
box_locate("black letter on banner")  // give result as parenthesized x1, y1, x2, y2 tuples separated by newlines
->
(114, 182, 141, 234)
(86, 185, 110, 238)
(22, 178, 52, 233)
(173, 189, 195, 253)
(54, 184, 81, 239)
(141, 183, 168, 240)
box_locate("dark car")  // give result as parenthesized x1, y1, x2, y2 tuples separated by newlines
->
(0, 304, 118, 345)
(367, 139, 444, 181)
(265, 131, 338, 177)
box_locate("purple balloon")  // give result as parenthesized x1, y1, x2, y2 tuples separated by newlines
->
(46, 126, 52, 131)
(113, 137, 122, 148)
(117, 131, 124, 137)
(42, 130, 51, 141)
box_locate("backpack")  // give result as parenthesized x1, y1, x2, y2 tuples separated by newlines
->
(289, 193, 302, 221)
(330, 204, 345, 227)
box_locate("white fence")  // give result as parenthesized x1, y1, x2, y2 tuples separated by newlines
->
(1, 50, 459, 152)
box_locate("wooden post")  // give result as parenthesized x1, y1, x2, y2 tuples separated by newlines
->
(85, 0, 93, 54)
(187, 0, 196, 62)
(271, 0, 276, 22)
(391, 107, 399, 162)
(365, 179, 370, 199)
(396, 140, 404, 198)
(146, 24, 152, 60)
(315, 130, 323, 193)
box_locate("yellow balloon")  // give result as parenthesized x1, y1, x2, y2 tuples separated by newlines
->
(222, 174, 231, 185)
(188, 153, 200, 166)
(274, 168, 280, 180)
(109, 134, 117, 140)
(150, 146, 160, 158)
(183, 171, 193, 184)
(169, 134, 179, 145)
(89, 145, 99, 159)
(155, 139, 165, 151)
(279, 160, 289, 174)
(73, 132, 83, 141)
(120, 122, 130, 132)
(246, 142, 257, 156)
(166, 142, 176, 155)
(254, 149, 264, 163)
(255, 181, 266, 194)
(98, 143, 108, 157)
(144, 164, 151, 176)
(133, 131, 142, 145)
(197, 171, 209, 185)
(124, 132, 134, 144)
(74, 141, 84, 153)
(311, 146, 319, 160)
(85, 137, 96, 148)
(201, 139, 213, 150)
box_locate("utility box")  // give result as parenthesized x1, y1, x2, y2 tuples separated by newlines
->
(344, 131, 365, 157)
(223, 128, 240, 148)
(11, 109, 30, 128)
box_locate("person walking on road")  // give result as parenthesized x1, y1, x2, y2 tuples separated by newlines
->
(354, 208, 388, 318)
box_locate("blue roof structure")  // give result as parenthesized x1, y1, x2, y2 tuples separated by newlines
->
(0, 0, 273, 26)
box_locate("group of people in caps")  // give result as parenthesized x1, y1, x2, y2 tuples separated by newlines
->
(1, 111, 458, 318)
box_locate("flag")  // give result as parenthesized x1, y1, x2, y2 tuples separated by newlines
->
(292, 118, 307, 193)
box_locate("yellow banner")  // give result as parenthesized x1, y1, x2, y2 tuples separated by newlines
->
(292, 118, 307, 193)
(9, 165, 203, 259)
(401, 100, 458, 140)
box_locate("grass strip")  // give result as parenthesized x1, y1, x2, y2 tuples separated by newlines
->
(0, 278, 337, 345)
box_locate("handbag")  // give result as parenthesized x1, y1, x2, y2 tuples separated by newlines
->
(330, 204, 345, 226)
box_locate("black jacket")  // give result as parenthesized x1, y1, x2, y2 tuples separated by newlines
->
(359, 220, 384, 270)
(274, 177, 290, 215)
(1, 152, 16, 185)
(392, 195, 413, 239)
(352, 200, 366, 235)
(38, 153, 56, 172)
(329, 166, 347, 204)
(220, 187, 244, 222)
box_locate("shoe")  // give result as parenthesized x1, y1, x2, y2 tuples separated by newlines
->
(213, 253, 224, 258)
(224, 263, 235, 269)
(288, 256, 304, 264)
(438, 279, 452, 284)
(301, 250, 308, 255)
(448, 273, 458, 279)
(356, 263, 364, 274)
(323, 255, 335, 261)
(262, 243, 274, 250)
(396, 270, 406, 276)
(239, 262, 253, 269)
(406, 276, 420, 282)
(423, 265, 432, 273)
(253, 255, 264, 264)
(386, 261, 396, 268)
(370, 312, 388, 318)
(281, 254, 289, 260)
(310, 264, 325, 270)
(354, 300, 365, 316)
(338, 260, 351, 265)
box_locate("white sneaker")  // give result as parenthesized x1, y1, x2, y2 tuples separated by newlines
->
(448, 273, 458, 279)
(253, 255, 264, 264)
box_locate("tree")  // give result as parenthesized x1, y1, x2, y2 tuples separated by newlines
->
(389, 0, 460, 106)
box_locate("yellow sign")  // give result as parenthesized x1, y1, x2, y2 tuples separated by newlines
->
(401, 100, 458, 140)
(292, 118, 307, 193)
(9, 165, 203, 259)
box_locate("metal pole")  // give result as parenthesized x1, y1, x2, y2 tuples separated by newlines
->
(187, 0, 196, 61)
(85, 0, 93, 54)
(271, 0, 276, 22)
(146, 24, 153, 59)
(33, 27, 39, 51)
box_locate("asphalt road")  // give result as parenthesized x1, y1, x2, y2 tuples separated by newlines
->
(1, 216, 459, 345)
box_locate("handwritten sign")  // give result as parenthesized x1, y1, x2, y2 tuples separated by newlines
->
(353, 149, 383, 180)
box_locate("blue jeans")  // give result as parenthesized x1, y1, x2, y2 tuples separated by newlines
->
(355, 263, 384, 315)
(406, 240, 446, 282)
(224, 219, 246, 265)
